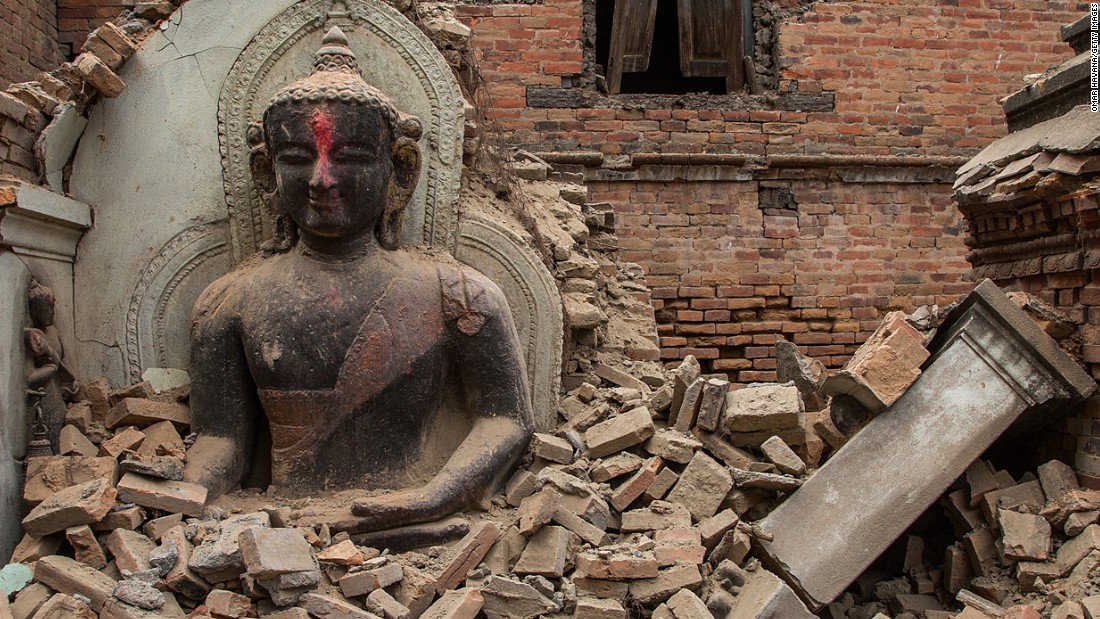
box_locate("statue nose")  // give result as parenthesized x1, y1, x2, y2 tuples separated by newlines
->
(310, 157, 335, 191)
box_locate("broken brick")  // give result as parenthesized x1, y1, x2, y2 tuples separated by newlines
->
(115, 474, 207, 517)
(434, 521, 498, 592)
(107, 398, 189, 431)
(99, 427, 146, 459)
(513, 526, 571, 578)
(22, 478, 117, 536)
(531, 433, 574, 464)
(760, 436, 806, 476)
(644, 429, 700, 464)
(23, 456, 118, 506)
(665, 452, 732, 521)
(584, 407, 655, 458)
(65, 525, 107, 569)
(340, 561, 403, 598)
(103, 528, 157, 573)
(999, 509, 1051, 561)
(420, 588, 482, 619)
(610, 456, 662, 512)
(33, 555, 116, 611)
(574, 548, 659, 580)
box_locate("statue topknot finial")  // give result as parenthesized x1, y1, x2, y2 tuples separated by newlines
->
(265, 24, 406, 136)
(313, 26, 360, 76)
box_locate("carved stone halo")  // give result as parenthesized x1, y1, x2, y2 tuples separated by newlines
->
(218, 0, 464, 263)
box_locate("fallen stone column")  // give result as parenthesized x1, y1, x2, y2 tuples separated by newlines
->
(755, 279, 1096, 611)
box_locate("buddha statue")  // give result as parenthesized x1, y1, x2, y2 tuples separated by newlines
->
(183, 27, 534, 534)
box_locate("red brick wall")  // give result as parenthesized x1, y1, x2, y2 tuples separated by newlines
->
(56, 0, 132, 55)
(458, 0, 1086, 376)
(1, 0, 62, 89)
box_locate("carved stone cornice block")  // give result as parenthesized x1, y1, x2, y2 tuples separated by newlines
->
(756, 279, 1095, 611)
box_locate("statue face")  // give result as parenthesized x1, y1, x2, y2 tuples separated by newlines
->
(267, 102, 393, 242)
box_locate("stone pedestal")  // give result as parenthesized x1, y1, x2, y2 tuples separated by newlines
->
(755, 279, 1096, 610)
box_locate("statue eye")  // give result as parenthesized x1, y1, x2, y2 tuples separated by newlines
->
(333, 147, 373, 164)
(274, 148, 313, 165)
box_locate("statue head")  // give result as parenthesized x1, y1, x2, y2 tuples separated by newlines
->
(251, 26, 422, 252)
(28, 281, 56, 329)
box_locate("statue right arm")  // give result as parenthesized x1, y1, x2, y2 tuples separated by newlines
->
(182, 273, 259, 499)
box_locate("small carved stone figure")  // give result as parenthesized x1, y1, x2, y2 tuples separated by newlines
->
(184, 27, 534, 533)
(25, 281, 77, 453)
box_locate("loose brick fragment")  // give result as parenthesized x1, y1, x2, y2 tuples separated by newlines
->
(420, 587, 482, 619)
(99, 427, 145, 459)
(584, 407, 654, 458)
(9, 533, 62, 564)
(107, 399, 190, 431)
(573, 547, 658, 580)
(760, 436, 806, 476)
(725, 384, 803, 433)
(103, 528, 157, 573)
(366, 589, 410, 619)
(552, 508, 609, 547)
(23, 456, 118, 506)
(10, 583, 52, 619)
(595, 363, 649, 393)
(654, 528, 705, 566)
(513, 526, 571, 578)
(611, 457, 662, 512)
(22, 478, 117, 536)
(574, 597, 626, 619)
(28, 593, 95, 619)
(672, 378, 705, 433)
(116, 474, 206, 517)
(644, 429, 700, 464)
(504, 469, 537, 507)
(238, 527, 314, 579)
(695, 509, 739, 549)
(517, 486, 562, 535)
(435, 521, 498, 592)
(620, 501, 692, 533)
(590, 453, 643, 483)
(144, 513, 183, 541)
(74, 53, 125, 97)
(694, 378, 728, 432)
(665, 589, 710, 619)
(628, 565, 702, 606)
(642, 468, 678, 503)
(205, 590, 252, 619)
(135, 421, 186, 460)
(301, 593, 377, 619)
(339, 561, 403, 598)
(58, 426, 97, 457)
(161, 526, 210, 601)
(531, 433, 574, 464)
(93, 505, 146, 532)
(33, 555, 116, 611)
(665, 452, 732, 522)
(999, 509, 1050, 561)
(668, 356, 701, 425)
(65, 525, 107, 568)
(317, 540, 363, 566)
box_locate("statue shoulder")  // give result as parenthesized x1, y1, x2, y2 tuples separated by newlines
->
(437, 262, 509, 337)
(191, 255, 265, 327)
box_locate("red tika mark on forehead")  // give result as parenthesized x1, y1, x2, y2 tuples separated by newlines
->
(309, 107, 336, 187)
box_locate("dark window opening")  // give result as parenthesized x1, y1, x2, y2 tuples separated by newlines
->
(595, 0, 753, 96)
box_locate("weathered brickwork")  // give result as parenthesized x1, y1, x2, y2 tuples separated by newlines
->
(458, 0, 1086, 376)
(56, 0, 132, 55)
(589, 176, 972, 380)
(1, 0, 62, 89)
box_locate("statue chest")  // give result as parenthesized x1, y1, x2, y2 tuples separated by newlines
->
(238, 272, 449, 391)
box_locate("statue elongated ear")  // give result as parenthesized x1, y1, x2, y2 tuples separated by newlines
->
(248, 122, 276, 198)
(379, 116, 423, 250)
